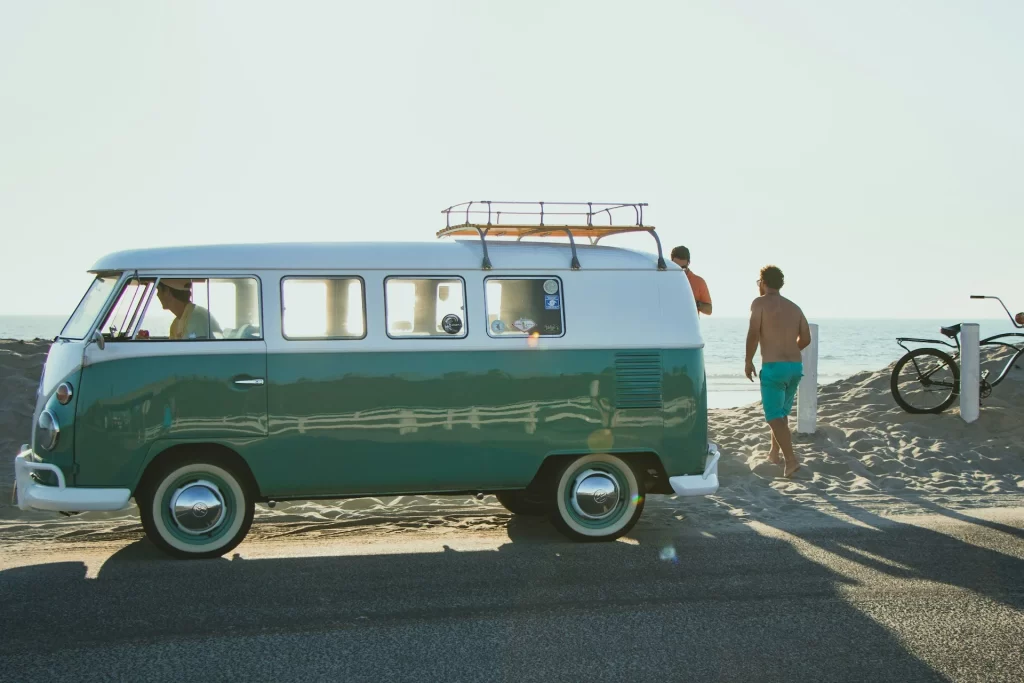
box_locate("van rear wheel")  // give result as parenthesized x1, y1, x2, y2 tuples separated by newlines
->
(548, 453, 644, 542)
(494, 490, 548, 516)
(138, 458, 254, 559)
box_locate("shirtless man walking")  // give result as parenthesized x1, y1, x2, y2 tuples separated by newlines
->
(744, 265, 812, 478)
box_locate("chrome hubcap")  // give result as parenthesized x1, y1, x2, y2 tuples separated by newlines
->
(570, 469, 621, 520)
(169, 480, 226, 535)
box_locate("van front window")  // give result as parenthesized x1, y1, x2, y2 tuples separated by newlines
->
(60, 276, 120, 340)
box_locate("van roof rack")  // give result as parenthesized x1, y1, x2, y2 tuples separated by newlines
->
(438, 201, 667, 271)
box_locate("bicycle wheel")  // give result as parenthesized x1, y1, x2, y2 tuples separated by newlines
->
(890, 348, 960, 414)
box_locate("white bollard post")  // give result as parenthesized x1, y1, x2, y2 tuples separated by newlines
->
(960, 323, 980, 423)
(797, 323, 819, 434)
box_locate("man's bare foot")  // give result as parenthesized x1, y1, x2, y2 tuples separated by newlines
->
(784, 460, 801, 478)
(767, 449, 782, 465)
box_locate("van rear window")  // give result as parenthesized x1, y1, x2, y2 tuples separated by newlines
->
(485, 278, 564, 337)
(385, 277, 466, 338)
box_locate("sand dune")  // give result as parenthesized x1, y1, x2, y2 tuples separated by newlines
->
(710, 348, 1024, 520)
(0, 341, 45, 456)
(2, 339, 1022, 544)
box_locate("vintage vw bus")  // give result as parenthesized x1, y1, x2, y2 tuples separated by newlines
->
(14, 202, 720, 558)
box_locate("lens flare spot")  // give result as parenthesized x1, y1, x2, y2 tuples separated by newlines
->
(527, 331, 540, 348)
(659, 545, 678, 562)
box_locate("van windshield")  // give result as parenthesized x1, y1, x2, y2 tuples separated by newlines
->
(60, 276, 120, 340)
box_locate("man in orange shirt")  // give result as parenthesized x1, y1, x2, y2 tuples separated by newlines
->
(671, 246, 712, 315)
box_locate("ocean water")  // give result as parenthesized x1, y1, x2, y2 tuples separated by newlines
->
(1, 315, 1019, 409)
(0, 315, 67, 341)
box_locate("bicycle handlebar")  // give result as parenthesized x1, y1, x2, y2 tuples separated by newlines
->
(971, 295, 1023, 328)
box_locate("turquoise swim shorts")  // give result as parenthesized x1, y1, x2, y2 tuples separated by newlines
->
(759, 361, 803, 422)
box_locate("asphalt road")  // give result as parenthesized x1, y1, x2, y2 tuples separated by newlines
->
(2, 506, 1023, 682)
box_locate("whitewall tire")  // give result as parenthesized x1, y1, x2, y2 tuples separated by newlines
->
(549, 453, 644, 541)
(139, 460, 254, 559)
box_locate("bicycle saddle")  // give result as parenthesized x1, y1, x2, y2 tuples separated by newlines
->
(940, 324, 962, 338)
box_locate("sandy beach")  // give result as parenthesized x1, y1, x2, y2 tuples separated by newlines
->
(3, 338, 1022, 546)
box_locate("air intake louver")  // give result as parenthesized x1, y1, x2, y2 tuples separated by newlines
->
(614, 352, 663, 409)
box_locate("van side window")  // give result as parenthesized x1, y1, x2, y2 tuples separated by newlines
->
(485, 277, 564, 337)
(99, 278, 155, 341)
(281, 277, 366, 339)
(385, 277, 466, 338)
(131, 277, 262, 341)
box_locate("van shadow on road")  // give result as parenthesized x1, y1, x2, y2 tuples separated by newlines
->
(4, 498, 1023, 682)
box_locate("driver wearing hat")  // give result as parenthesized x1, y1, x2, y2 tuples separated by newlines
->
(139, 279, 221, 340)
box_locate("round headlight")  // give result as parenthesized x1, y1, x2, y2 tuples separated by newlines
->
(56, 382, 74, 405)
(37, 409, 60, 451)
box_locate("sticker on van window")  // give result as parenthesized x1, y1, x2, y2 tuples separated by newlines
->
(544, 295, 560, 310)
(543, 279, 559, 295)
(491, 320, 506, 334)
(513, 319, 536, 332)
(441, 314, 463, 335)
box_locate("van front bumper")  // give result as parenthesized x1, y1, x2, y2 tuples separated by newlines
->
(13, 448, 132, 513)
(668, 442, 721, 497)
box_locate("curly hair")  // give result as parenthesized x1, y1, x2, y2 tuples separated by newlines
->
(760, 265, 784, 289)
(671, 245, 690, 261)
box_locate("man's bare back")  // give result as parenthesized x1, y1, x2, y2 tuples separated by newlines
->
(751, 294, 810, 363)
(743, 265, 811, 479)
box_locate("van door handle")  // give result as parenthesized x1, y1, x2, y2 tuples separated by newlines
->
(233, 378, 265, 386)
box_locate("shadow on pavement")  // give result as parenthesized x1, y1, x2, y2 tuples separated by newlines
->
(0, 503, 982, 683)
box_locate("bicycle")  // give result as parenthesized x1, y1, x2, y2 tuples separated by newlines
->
(890, 296, 1024, 414)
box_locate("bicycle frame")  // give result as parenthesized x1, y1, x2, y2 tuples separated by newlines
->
(980, 332, 1024, 388)
(895, 331, 1024, 389)
(969, 296, 1023, 389)
(892, 296, 1022, 411)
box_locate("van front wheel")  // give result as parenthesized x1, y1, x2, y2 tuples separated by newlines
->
(138, 459, 254, 559)
(549, 454, 644, 542)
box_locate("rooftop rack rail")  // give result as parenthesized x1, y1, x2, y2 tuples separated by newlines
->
(437, 201, 667, 271)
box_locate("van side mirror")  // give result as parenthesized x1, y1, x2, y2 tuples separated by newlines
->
(91, 329, 106, 350)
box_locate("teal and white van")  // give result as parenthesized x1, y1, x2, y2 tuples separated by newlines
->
(14, 202, 720, 558)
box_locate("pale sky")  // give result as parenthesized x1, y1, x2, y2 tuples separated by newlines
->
(2, 1, 1022, 320)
